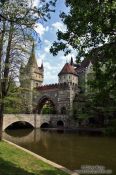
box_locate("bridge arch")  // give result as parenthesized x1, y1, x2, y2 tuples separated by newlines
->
(40, 122, 50, 128)
(37, 95, 57, 114)
(3, 114, 69, 131)
(5, 121, 34, 130)
(3, 115, 35, 131)
(57, 120, 64, 127)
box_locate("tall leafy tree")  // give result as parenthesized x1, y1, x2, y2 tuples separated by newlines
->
(50, 0, 115, 58)
(50, 0, 116, 121)
(0, 0, 56, 140)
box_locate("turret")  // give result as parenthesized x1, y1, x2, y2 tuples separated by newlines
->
(20, 43, 44, 89)
(58, 62, 78, 85)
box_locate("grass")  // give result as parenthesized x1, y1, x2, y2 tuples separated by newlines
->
(0, 141, 69, 175)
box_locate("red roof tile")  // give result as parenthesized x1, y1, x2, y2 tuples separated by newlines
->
(58, 63, 77, 76)
(36, 83, 69, 91)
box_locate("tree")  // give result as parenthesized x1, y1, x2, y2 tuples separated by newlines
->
(4, 81, 22, 114)
(50, 0, 115, 58)
(50, 0, 116, 123)
(0, 0, 56, 140)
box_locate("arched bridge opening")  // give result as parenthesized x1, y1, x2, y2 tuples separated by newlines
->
(57, 120, 64, 128)
(37, 96, 57, 114)
(5, 121, 34, 130)
(40, 122, 50, 129)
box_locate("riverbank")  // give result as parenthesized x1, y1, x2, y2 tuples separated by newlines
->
(0, 141, 71, 175)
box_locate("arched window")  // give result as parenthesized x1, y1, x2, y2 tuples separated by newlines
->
(61, 106, 66, 114)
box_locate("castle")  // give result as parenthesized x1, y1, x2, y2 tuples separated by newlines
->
(20, 44, 92, 114)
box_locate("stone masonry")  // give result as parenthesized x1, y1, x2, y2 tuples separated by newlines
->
(3, 114, 71, 131)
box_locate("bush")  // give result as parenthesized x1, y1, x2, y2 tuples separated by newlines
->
(103, 119, 116, 136)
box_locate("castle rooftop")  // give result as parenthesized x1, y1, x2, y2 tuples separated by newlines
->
(58, 63, 77, 76)
(36, 83, 69, 91)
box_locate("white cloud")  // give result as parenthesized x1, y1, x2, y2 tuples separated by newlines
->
(59, 53, 76, 63)
(45, 26, 49, 32)
(44, 47, 50, 53)
(40, 60, 59, 84)
(43, 71, 57, 85)
(44, 39, 51, 45)
(52, 22, 66, 32)
(32, 0, 40, 7)
(44, 62, 53, 71)
(66, 53, 76, 62)
(28, 0, 40, 8)
(37, 53, 46, 66)
(44, 39, 52, 53)
(34, 23, 49, 37)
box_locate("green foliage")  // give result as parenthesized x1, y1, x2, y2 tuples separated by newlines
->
(0, 0, 57, 111)
(73, 94, 93, 120)
(50, 0, 116, 60)
(42, 104, 56, 114)
(4, 81, 23, 114)
(103, 119, 116, 136)
(51, 0, 116, 126)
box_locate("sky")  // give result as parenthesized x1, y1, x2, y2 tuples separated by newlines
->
(33, 0, 76, 85)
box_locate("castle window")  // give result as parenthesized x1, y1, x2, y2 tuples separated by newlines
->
(61, 107, 66, 114)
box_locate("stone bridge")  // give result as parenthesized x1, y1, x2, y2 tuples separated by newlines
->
(3, 114, 70, 131)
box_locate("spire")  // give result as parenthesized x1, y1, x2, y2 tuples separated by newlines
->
(41, 61, 44, 70)
(70, 57, 73, 65)
(27, 42, 38, 67)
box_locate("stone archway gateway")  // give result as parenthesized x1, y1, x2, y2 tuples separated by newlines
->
(37, 96, 57, 114)
(34, 83, 79, 115)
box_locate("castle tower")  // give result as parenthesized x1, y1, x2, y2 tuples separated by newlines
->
(20, 43, 44, 90)
(58, 62, 78, 85)
(58, 62, 79, 115)
(20, 43, 44, 113)
(26, 43, 44, 89)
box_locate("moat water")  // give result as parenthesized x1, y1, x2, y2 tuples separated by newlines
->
(3, 129, 116, 174)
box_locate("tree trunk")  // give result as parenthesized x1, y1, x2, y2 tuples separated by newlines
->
(0, 22, 13, 141)
(0, 102, 4, 141)
(3, 22, 14, 97)
(0, 21, 6, 141)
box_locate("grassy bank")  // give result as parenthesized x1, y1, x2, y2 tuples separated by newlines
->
(0, 141, 69, 175)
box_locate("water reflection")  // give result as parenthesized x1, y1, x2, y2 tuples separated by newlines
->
(3, 129, 116, 174)
(5, 129, 33, 137)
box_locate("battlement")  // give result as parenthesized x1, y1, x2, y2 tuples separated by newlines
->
(36, 83, 69, 91)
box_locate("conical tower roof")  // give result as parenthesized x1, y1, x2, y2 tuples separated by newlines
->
(27, 43, 38, 68)
(58, 63, 77, 76)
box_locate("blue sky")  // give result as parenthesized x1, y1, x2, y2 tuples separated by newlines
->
(34, 0, 76, 84)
